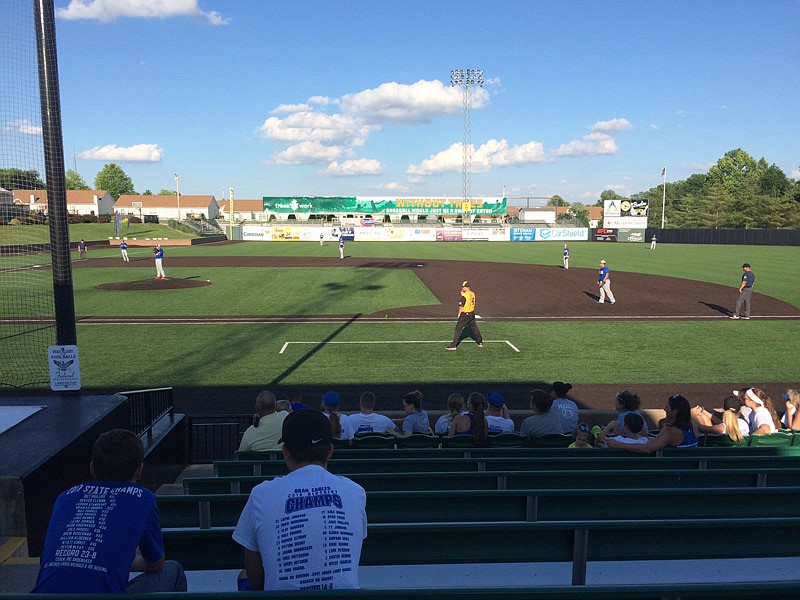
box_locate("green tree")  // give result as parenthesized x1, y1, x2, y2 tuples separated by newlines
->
(547, 194, 568, 207)
(65, 169, 89, 190)
(94, 163, 134, 199)
(708, 148, 758, 199)
(158, 188, 175, 195)
(568, 202, 590, 227)
(0, 168, 45, 190)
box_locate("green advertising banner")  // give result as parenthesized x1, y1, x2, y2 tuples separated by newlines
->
(262, 196, 507, 216)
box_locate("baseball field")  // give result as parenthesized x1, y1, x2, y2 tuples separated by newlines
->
(15, 238, 792, 415)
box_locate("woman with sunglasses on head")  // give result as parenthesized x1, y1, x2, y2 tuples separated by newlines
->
(606, 394, 698, 453)
(741, 388, 780, 435)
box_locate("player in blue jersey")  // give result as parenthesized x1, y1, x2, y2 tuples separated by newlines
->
(597, 259, 615, 304)
(563, 244, 569, 270)
(120, 240, 129, 262)
(153, 244, 166, 279)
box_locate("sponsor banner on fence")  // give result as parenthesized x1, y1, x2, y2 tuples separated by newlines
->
(242, 225, 270, 240)
(604, 216, 650, 228)
(536, 228, 589, 241)
(262, 196, 507, 216)
(354, 227, 387, 241)
(593, 228, 617, 242)
(510, 227, 536, 242)
(617, 228, 646, 243)
(436, 228, 464, 241)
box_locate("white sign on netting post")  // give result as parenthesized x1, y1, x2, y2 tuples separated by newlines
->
(48, 345, 81, 391)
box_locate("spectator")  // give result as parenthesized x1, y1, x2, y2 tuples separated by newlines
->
(389, 390, 431, 436)
(569, 423, 595, 448)
(448, 392, 489, 447)
(233, 409, 367, 591)
(345, 391, 397, 437)
(597, 413, 648, 447)
(320, 391, 350, 440)
(238, 390, 287, 452)
(276, 399, 291, 413)
(783, 389, 800, 429)
(607, 394, 698, 453)
(33, 429, 186, 593)
(485, 392, 515, 433)
(613, 390, 650, 435)
(520, 389, 562, 437)
(551, 381, 579, 434)
(741, 387, 780, 434)
(434, 393, 465, 435)
(691, 396, 749, 443)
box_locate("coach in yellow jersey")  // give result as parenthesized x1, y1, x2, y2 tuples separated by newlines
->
(446, 281, 484, 350)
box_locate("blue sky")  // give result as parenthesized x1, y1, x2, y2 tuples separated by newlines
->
(45, 0, 800, 202)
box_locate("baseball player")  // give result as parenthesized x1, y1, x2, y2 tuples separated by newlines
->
(77, 239, 87, 260)
(153, 244, 166, 279)
(730, 262, 754, 319)
(650, 234, 657, 250)
(319, 232, 324, 246)
(446, 280, 483, 350)
(563, 244, 570, 270)
(597, 259, 615, 304)
(120, 240, 129, 262)
(339, 237, 345, 259)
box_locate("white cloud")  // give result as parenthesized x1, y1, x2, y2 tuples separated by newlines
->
(4, 119, 42, 136)
(790, 168, 800, 180)
(340, 79, 487, 124)
(56, 0, 230, 25)
(649, 123, 660, 131)
(552, 132, 617, 157)
(78, 143, 163, 162)
(324, 159, 384, 177)
(309, 96, 337, 106)
(592, 118, 632, 133)
(257, 112, 376, 146)
(271, 104, 312, 115)
(407, 138, 547, 176)
(379, 181, 411, 192)
(271, 141, 344, 165)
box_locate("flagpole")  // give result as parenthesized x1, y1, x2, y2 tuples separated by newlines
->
(660, 166, 667, 229)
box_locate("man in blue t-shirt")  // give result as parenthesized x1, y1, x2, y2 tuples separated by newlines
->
(730, 262, 755, 319)
(33, 429, 186, 594)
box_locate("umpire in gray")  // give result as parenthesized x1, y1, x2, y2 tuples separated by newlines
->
(730, 263, 755, 320)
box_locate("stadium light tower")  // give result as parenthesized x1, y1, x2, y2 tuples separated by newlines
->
(450, 68, 484, 222)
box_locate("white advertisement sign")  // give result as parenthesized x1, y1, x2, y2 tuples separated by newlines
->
(242, 225, 270, 240)
(48, 345, 81, 391)
(536, 228, 589, 241)
(603, 217, 649, 228)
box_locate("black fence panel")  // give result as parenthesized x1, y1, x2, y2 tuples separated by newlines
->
(643, 228, 800, 246)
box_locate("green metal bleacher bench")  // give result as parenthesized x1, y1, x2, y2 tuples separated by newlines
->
(215, 453, 800, 477)
(159, 485, 800, 529)
(183, 466, 800, 495)
(3, 581, 800, 600)
(160, 517, 800, 585)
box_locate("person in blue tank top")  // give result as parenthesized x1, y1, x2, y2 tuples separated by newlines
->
(606, 394, 698, 453)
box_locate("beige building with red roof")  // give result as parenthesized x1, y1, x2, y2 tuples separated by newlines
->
(216, 199, 265, 221)
(115, 194, 219, 221)
(12, 190, 115, 216)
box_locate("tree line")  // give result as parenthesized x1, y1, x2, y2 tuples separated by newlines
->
(3, 148, 798, 229)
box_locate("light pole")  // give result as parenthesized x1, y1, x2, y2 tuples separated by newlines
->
(174, 174, 181, 221)
(450, 68, 484, 225)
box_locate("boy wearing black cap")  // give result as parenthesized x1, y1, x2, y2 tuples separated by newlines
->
(446, 280, 483, 350)
(730, 263, 755, 319)
(233, 409, 367, 591)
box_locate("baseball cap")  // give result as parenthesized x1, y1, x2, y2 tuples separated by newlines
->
(279, 409, 332, 448)
(322, 391, 340, 406)
(712, 396, 742, 418)
(600, 259, 606, 264)
(742, 263, 750, 268)
(461, 280, 470, 287)
(486, 392, 505, 407)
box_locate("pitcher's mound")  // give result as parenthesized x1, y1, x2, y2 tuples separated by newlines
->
(97, 278, 212, 291)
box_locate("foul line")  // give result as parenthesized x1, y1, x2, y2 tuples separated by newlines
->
(279, 340, 520, 354)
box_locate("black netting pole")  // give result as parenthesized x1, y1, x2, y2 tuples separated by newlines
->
(34, 0, 77, 347)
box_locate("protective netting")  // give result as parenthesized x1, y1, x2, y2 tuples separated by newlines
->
(0, 0, 57, 387)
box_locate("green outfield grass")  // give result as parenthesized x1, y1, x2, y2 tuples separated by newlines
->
(3, 240, 799, 391)
(0, 222, 196, 245)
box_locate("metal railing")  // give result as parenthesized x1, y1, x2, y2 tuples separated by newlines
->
(187, 414, 251, 462)
(120, 387, 175, 439)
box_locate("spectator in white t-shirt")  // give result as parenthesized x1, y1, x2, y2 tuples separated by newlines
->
(485, 392, 515, 433)
(741, 387, 780, 435)
(344, 391, 397, 438)
(597, 412, 648, 447)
